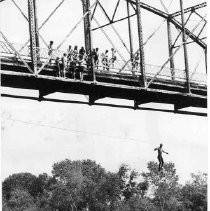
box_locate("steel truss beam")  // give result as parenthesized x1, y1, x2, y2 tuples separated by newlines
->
(82, 0, 95, 81)
(92, 13, 136, 31)
(28, 0, 38, 74)
(19, 0, 65, 53)
(92, 0, 207, 49)
(0, 31, 33, 74)
(180, 0, 190, 93)
(167, 19, 175, 80)
(171, 11, 193, 49)
(171, 2, 207, 17)
(112, 0, 121, 21)
(127, 1, 134, 67)
(146, 14, 206, 89)
(96, 0, 130, 54)
(127, 0, 207, 49)
(136, 0, 146, 87)
(173, 37, 206, 48)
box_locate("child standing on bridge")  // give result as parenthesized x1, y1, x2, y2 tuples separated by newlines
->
(110, 48, 117, 68)
(95, 48, 99, 69)
(78, 54, 86, 81)
(61, 53, 67, 78)
(67, 45, 73, 66)
(48, 41, 54, 63)
(102, 50, 109, 71)
(55, 57, 61, 77)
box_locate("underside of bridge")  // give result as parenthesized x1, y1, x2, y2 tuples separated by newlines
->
(1, 58, 207, 112)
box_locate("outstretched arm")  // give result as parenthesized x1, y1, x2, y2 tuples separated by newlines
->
(163, 150, 169, 154)
(154, 148, 158, 151)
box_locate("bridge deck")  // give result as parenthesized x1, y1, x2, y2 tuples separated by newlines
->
(1, 57, 207, 110)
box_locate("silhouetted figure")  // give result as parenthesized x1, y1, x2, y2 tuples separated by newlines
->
(48, 41, 54, 63)
(134, 52, 140, 71)
(70, 59, 76, 79)
(61, 53, 67, 78)
(78, 54, 85, 81)
(79, 46, 85, 56)
(95, 48, 99, 69)
(67, 45, 73, 65)
(55, 57, 61, 77)
(154, 144, 168, 171)
(101, 50, 109, 70)
(72, 45, 78, 62)
(110, 48, 117, 68)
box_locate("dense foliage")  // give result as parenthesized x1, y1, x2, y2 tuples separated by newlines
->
(2, 160, 207, 211)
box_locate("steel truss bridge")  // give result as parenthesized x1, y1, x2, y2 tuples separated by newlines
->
(0, 0, 207, 114)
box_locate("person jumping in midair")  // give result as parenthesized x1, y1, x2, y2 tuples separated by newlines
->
(154, 144, 168, 171)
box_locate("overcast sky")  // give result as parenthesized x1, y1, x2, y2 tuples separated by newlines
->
(0, 0, 208, 183)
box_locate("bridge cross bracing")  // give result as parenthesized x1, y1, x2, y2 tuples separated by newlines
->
(0, 0, 207, 113)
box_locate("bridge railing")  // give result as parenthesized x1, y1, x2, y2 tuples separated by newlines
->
(0, 41, 207, 86)
(0, 41, 65, 60)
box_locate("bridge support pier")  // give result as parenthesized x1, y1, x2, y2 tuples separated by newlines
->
(134, 92, 152, 110)
(174, 103, 190, 112)
(88, 85, 105, 105)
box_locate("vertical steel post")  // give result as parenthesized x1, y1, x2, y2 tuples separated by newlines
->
(180, 0, 190, 93)
(136, 0, 146, 87)
(205, 49, 207, 74)
(82, 0, 95, 82)
(167, 17, 175, 80)
(127, 1, 134, 70)
(28, 0, 37, 74)
(33, 0, 40, 61)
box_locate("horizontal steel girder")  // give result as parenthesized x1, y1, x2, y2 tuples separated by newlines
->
(127, 0, 207, 49)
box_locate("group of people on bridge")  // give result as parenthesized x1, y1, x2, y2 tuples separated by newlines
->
(48, 41, 141, 80)
(48, 41, 121, 80)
